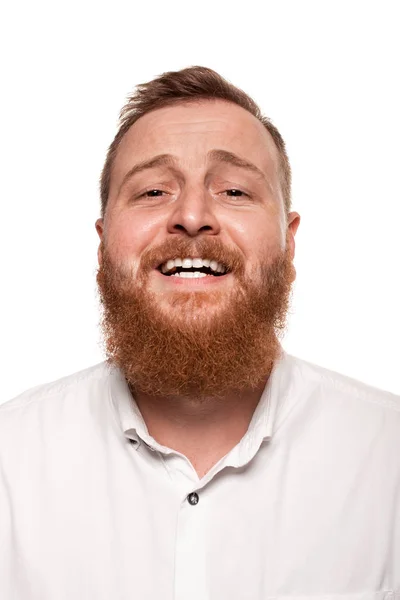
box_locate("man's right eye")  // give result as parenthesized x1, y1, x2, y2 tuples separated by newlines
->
(142, 189, 165, 197)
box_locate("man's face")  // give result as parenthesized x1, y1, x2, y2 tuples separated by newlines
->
(96, 99, 300, 398)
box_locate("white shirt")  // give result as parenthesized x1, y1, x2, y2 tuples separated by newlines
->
(1, 352, 400, 600)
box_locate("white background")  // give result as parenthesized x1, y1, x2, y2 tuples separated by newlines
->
(0, 1, 399, 402)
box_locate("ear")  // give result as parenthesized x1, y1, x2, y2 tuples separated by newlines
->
(95, 218, 104, 266)
(287, 211, 300, 261)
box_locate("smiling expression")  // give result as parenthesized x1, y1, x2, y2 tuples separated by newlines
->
(96, 99, 300, 312)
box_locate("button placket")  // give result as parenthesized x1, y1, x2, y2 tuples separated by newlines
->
(175, 489, 207, 600)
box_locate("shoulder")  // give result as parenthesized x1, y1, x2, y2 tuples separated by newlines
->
(0, 362, 117, 436)
(280, 353, 400, 446)
(1, 362, 112, 411)
(285, 353, 400, 413)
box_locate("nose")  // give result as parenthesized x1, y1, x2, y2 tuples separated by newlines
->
(166, 186, 221, 237)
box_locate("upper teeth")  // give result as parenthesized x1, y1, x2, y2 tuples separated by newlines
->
(160, 257, 227, 274)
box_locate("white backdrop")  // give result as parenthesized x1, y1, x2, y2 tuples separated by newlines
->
(0, 0, 399, 403)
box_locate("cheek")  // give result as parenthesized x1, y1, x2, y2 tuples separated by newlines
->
(105, 212, 154, 257)
(230, 214, 283, 259)
(103, 214, 153, 276)
(240, 230, 285, 283)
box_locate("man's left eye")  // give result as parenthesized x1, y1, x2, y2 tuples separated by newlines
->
(225, 189, 247, 197)
(143, 189, 165, 197)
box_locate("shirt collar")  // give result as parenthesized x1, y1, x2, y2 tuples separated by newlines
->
(109, 347, 290, 461)
(225, 347, 289, 468)
(108, 365, 152, 445)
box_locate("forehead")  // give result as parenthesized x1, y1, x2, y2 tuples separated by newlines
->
(112, 99, 280, 186)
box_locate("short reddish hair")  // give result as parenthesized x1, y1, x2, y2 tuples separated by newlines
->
(100, 66, 291, 217)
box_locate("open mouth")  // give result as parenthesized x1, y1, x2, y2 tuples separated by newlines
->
(157, 257, 229, 278)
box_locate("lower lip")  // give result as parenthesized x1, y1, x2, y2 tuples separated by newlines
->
(154, 269, 231, 286)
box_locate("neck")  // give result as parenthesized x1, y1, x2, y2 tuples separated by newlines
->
(131, 373, 270, 478)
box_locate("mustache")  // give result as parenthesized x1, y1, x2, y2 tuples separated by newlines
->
(138, 237, 245, 275)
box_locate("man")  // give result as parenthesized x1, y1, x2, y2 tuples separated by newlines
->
(0, 66, 399, 600)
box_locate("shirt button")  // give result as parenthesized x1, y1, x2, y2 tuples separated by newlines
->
(187, 492, 199, 505)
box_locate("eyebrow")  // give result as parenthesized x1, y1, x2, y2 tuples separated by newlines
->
(118, 154, 178, 194)
(208, 149, 270, 186)
(118, 148, 272, 195)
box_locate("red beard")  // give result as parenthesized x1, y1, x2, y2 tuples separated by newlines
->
(97, 236, 294, 399)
